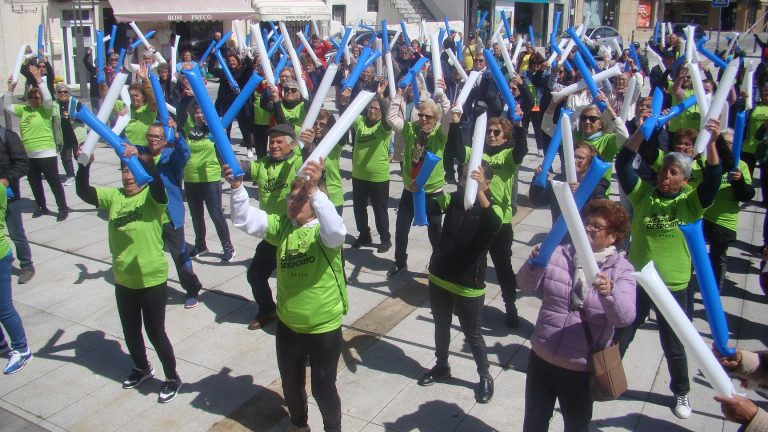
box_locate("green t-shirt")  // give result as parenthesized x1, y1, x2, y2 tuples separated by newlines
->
(123, 103, 157, 146)
(628, 181, 706, 291)
(280, 102, 307, 133)
(249, 152, 303, 215)
(351, 116, 391, 182)
(13, 104, 55, 154)
(184, 136, 221, 183)
(667, 86, 701, 133)
(402, 122, 447, 193)
(651, 152, 704, 191)
(575, 131, 619, 186)
(265, 215, 347, 334)
(97, 187, 169, 289)
(746, 105, 768, 154)
(703, 160, 751, 232)
(0, 188, 10, 259)
(252, 91, 272, 125)
(324, 143, 344, 207)
(463, 146, 519, 224)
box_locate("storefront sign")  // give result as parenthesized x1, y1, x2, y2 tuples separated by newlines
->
(637, 0, 652, 28)
(713, 0, 729, 7)
(167, 14, 214, 21)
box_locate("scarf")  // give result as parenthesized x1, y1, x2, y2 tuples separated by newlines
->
(411, 129, 429, 165)
(571, 245, 616, 310)
(188, 124, 209, 141)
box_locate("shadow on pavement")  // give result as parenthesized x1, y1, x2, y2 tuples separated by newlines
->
(383, 400, 497, 431)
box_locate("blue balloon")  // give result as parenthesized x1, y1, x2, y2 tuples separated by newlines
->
(415, 151, 441, 189)
(213, 49, 240, 93)
(654, 21, 660, 45)
(215, 31, 232, 50)
(483, 49, 521, 122)
(96, 30, 106, 84)
(551, 12, 561, 45)
(267, 34, 285, 58)
(477, 11, 488, 31)
(342, 47, 373, 90)
(130, 30, 156, 50)
(109, 25, 117, 54)
(413, 189, 428, 226)
(530, 156, 611, 267)
(500, 11, 512, 40)
(117, 48, 127, 73)
(696, 37, 728, 69)
(457, 40, 463, 62)
(335, 27, 353, 65)
(362, 50, 382, 70)
(533, 112, 566, 188)
(628, 42, 642, 73)
(572, 53, 606, 111)
(222, 71, 265, 129)
(148, 72, 174, 142)
(642, 86, 665, 141)
(382, 19, 390, 53)
(550, 42, 573, 73)
(400, 21, 411, 47)
(529, 25, 535, 48)
(679, 220, 736, 357)
(6, 187, 13, 200)
(398, 57, 429, 88)
(182, 67, 244, 178)
(656, 95, 697, 129)
(566, 28, 598, 71)
(72, 104, 153, 187)
(732, 110, 746, 169)
(199, 40, 217, 64)
(37, 24, 43, 62)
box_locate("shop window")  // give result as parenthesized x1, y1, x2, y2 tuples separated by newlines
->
(367, 0, 378, 13)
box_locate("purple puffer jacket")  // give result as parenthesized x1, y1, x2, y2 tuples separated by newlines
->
(518, 244, 636, 372)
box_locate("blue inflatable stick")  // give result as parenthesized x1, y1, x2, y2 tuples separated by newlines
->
(130, 30, 156, 50)
(222, 71, 265, 129)
(529, 25, 535, 48)
(411, 73, 421, 109)
(213, 49, 240, 93)
(566, 28, 598, 71)
(654, 21, 660, 45)
(342, 47, 372, 90)
(679, 220, 736, 357)
(148, 72, 174, 142)
(72, 104, 153, 186)
(530, 156, 611, 267)
(731, 110, 746, 177)
(117, 48, 127, 73)
(628, 42, 642, 73)
(572, 53, 606, 111)
(183, 67, 244, 178)
(398, 57, 429, 88)
(37, 24, 44, 62)
(273, 55, 289, 83)
(444, 17, 451, 35)
(457, 40, 463, 62)
(697, 37, 728, 69)
(412, 151, 441, 226)
(267, 34, 284, 58)
(533, 112, 567, 188)
(656, 95, 697, 129)
(483, 49, 521, 121)
(415, 151, 441, 189)
(413, 190, 428, 226)
(642, 86, 665, 141)
(400, 21, 411, 47)
(363, 50, 382, 69)
(500, 11, 512, 40)
(96, 30, 106, 84)
(335, 27, 353, 65)
(477, 11, 488, 31)
(551, 42, 573, 73)
(215, 31, 232, 50)
(108, 25, 118, 54)
(551, 12, 562, 45)
(382, 19, 390, 53)
(199, 40, 217, 64)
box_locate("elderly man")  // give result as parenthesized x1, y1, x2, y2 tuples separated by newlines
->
(239, 124, 315, 330)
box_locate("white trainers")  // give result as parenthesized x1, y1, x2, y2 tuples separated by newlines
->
(673, 393, 692, 419)
(63, 176, 75, 186)
(247, 150, 254, 159)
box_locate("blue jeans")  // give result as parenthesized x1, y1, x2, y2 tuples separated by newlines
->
(6, 198, 32, 268)
(0, 252, 27, 351)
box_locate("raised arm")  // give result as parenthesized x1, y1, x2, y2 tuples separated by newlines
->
(386, 90, 406, 133)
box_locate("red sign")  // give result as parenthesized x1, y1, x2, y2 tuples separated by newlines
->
(637, 0, 652, 28)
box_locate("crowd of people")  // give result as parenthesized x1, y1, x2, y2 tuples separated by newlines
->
(1, 18, 768, 431)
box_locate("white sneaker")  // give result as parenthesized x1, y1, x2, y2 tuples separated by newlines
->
(673, 393, 692, 419)
(63, 176, 75, 186)
(247, 150, 254, 159)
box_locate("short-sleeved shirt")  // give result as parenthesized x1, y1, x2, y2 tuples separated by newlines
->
(97, 187, 169, 289)
(703, 160, 751, 232)
(12, 104, 55, 156)
(122, 103, 157, 146)
(746, 105, 768, 154)
(265, 215, 347, 334)
(249, 152, 303, 215)
(184, 136, 221, 183)
(628, 181, 705, 291)
(351, 116, 391, 182)
(667, 86, 701, 133)
(324, 143, 344, 207)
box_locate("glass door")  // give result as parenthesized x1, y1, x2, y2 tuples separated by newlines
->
(61, 8, 94, 86)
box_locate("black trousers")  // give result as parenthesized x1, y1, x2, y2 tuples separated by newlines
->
(252, 124, 270, 159)
(615, 286, 690, 395)
(393, 189, 442, 265)
(115, 282, 178, 379)
(185, 182, 232, 252)
(523, 350, 592, 432)
(163, 223, 202, 296)
(276, 320, 342, 432)
(60, 137, 77, 178)
(28, 156, 67, 211)
(247, 240, 277, 316)
(703, 219, 736, 291)
(442, 136, 466, 181)
(352, 178, 390, 242)
(429, 282, 489, 378)
(489, 223, 517, 311)
(530, 110, 546, 151)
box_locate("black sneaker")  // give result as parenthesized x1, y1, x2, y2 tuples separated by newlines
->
(122, 367, 154, 389)
(351, 235, 372, 248)
(188, 246, 208, 258)
(505, 305, 519, 329)
(417, 365, 451, 386)
(377, 239, 392, 253)
(158, 378, 182, 403)
(32, 207, 50, 218)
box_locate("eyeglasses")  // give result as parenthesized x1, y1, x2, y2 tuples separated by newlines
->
(486, 129, 502, 136)
(474, 58, 485, 63)
(580, 115, 601, 123)
(368, 106, 381, 112)
(28, 96, 41, 100)
(585, 222, 610, 232)
(284, 88, 299, 93)
(418, 113, 435, 119)
(145, 134, 165, 142)
(574, 154, 589, 161)
(57, 91, 70, 94)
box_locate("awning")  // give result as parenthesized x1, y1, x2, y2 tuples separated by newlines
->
(251, 0, 331, 22)
(110, 0, 257, 22)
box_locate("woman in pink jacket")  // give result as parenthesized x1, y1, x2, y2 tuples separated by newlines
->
(518, 199, 636, 432)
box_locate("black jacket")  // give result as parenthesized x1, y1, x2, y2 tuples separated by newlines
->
(428, 190, 501, 290)
(0, 128, 29, 200)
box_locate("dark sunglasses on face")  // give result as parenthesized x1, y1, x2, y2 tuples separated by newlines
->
(474, 58, 485, 63)
(284, 88, 299, 93)
(486, 129, 502, 136)
(580, 115, 601, 123)
(418, 113, 435, 119)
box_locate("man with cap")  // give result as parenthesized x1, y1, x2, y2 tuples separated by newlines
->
(51, 82, 84, 186)
(239, 123, 315, 330)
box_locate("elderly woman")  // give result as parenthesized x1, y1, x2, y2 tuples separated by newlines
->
(615, 118, 723, 419)
(117, 64, 158, 147)
(209, 52, 254, 151)
(519, 199, 636, 431)
(5, 66, 68, 220)
(226, 159, 347, 432)
(385, 79, 450, 277)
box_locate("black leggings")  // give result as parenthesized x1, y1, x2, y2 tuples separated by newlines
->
(276, 320, 342, 432)
(115, 283, 178, 379)
(393, 189, 442, 265)
(488, 223, 517, 311)
(429, 282, 489, 378)
(28, 156, 67, 211)
(352, 178, 390, 242)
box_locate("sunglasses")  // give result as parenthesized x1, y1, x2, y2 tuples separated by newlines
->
(474, 58, 485, 63)
(418, 113, 435, 119)
(57, 91, 70, 94)
(486, 129, 502, 136)
(284, 88, 299, 93)
(580, 115, 601, 123)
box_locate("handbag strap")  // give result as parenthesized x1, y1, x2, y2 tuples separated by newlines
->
(578, 308, 598, 352)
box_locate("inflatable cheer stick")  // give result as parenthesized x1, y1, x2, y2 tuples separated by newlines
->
(566, 27, 598, 71)
(464, 113, 487, 209)
(78, 72, 128, 164)
(251, 23, 275, 86)
(641, 86, 665, 141)
(633, 261, 735, 397)
(182, 67, 243, 177)
(96, 30, 106, 84)
(413, 151, 442, 226)
(398, 57, 429, 88)
(530, 156, 611, 267)
(656, 95, 697, 129)
(694, 58, 739, 155)
(483, 49, 520, 121)
(552, 181, 600, 286)
(533, 111, 567, 188)
(618, 75, 638, 122)
(73, 104, 153, 186)
(148, 72, 174, 142)
(732, 110, 746, 169)
(696, 37, 728, 70)
(221, 71, 265, 129)
(298, 63, 339, 149)
(561, 115, 577, 183)
(572, 52, 606, 111)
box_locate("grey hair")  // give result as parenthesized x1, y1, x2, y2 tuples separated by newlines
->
(419, 98, 442, 119)
(662, 152, 693, 179)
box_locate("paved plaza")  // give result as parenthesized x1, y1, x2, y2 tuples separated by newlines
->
(0, 65, 766, 431)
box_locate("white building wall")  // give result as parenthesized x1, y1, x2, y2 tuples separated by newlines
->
(0, 1, 47, 85)
(327, 0, 378, 26)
